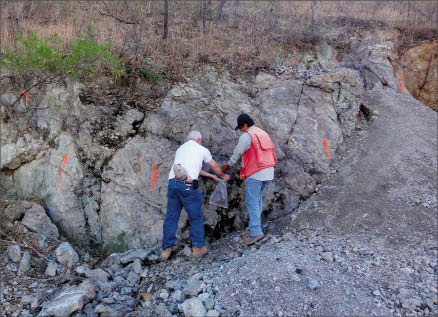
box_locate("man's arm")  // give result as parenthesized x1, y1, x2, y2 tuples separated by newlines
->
(199, 170, 219, 182)
(208, 160, 230, 182)
(223, 133, 251, 171)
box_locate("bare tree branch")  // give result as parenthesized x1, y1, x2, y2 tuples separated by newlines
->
(98, 9, 138, 25)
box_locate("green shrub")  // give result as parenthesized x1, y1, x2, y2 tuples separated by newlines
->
(1, 31, 124, 80)
(139, 67, 163, 82)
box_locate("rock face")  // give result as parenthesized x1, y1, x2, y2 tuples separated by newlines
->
(400, 41, 438, 110)
(2, 28, 431, 248)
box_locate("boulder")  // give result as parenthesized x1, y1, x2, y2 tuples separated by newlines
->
(55, 242, 79, 267)
(21, 203, 59, 239)
(38, 280, 96, 317)
(400, 41, 438, 110)
(181, 298, 207, 317)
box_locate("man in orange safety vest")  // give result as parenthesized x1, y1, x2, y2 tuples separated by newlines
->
(223, 114, 277, 245)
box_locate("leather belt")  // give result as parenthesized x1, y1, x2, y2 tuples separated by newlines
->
(171, 178, 192, 186)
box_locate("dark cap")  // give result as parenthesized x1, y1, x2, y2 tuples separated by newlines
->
(235, 113, 254, 130)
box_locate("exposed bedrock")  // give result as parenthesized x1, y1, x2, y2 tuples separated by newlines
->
(3, 32, 431, 248)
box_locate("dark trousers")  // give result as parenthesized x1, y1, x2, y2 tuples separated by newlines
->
(162, 179, 205, 250)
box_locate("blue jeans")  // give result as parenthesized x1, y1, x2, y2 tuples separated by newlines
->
(162, 179, 205, 250)
(246, 178, 270, 237)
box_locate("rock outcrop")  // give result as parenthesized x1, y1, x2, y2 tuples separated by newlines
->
(400, 41, 437, 110)
(1, 28, 434, 249)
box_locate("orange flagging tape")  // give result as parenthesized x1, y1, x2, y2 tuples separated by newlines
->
(293, 56, 297, 67)
(333, 53, 339, 65)
(150, 163, 157, 190)
(22, 90, 28, 106)
(398, 73, 405, 93)
(322, 138, 331, 158)
(60, 154, 68, 190)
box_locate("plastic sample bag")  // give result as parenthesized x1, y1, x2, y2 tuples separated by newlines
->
(209, 180, 228, 208)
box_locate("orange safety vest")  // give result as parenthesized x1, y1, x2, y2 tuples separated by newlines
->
(240, 126, 277, 179)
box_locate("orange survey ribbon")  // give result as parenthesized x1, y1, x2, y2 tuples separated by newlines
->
(60, 154, 68, 190)
(22, 90, 28, 106)
(397, 73, 405, 93)
(322, 138, 331, 158)
(293, 56, 297, 67)
(150, 163, 157, 190)
(333, 53, 339, 65)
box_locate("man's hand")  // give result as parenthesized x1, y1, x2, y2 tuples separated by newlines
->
(222, 174, 230, 182)
(211, 175, 220, 183)
(222, 163, 230, 172)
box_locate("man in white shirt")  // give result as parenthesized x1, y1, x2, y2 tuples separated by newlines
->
(161, 130, 230, 259)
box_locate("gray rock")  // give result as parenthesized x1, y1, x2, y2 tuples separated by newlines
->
(166, 280, 184, 291)
(132, 259, 143, 274)
(38, 280, 96, 317)
(126, 271, 140, 285)
(94, 304, 115, 314)
(120, 249, 151, 264)
(3, 202, 26, 222)
(197, 293, 211, 303)
(18, 251, 31, 275)
(401, 297, 421, 310)
(86, 268, 110, 282)
(172, 290, 185, 302)
(82, 253, 90, 262)
(21, 295, 38, 309)
(204, 298, 215, 311)
(102, 253, 121, 267)
(181, 298, 207, 317)
(291, 274, 301, 282)
(44, 262, 58, 277)
(400, 267, 414, 275)
(37, 235, 48, 249)
(373, 290, 382, 296)
(155, 303, 172, 316)
(114, 276, 125, 285)
(121, 287, 132, 295)
(322, 252, 333, 262)
(8, 245, 21, 263)
(308, 279, 320, 290)
(184, 278, 206, 297)
(55, 242, 79, 267)
(159, 289, 169, 300)
(183, 245, 192, 257)
(75, 264, 90, 276)
(140, 267, 149, 278)
(206, 310, 220, 317)
(6, 263, 17, 272)
(21, 204, 59, 239)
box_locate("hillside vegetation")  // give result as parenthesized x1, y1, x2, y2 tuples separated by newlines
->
(2, 1, 437, 81)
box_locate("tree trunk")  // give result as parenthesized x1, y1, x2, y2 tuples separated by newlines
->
(311, 1, 317, 33)
(217, 0, 226, 21)
(163, 0, 169, 39)
(202, 0, 207, 34)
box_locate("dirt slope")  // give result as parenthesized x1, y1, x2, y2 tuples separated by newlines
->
(292, 86, 437, 246)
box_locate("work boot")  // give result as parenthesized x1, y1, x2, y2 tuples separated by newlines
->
(160, 247, 172, 260)
(192, 246, 208, 257)
(244, 235, 264, 245)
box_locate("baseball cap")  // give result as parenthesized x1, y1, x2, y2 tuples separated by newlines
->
(235, 113, 254, 130)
